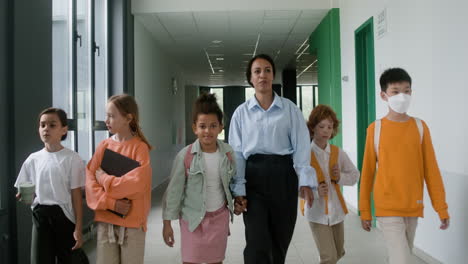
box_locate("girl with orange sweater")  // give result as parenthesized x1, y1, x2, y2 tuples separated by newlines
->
(86, 94, 152, 264)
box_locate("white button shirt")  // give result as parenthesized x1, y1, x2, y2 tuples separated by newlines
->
(305, 141, 360, 225)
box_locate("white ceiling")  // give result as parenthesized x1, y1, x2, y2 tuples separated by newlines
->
(135, 9, 328, 86)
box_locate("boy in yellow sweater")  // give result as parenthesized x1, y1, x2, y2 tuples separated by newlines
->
(359, 68, 449, 264)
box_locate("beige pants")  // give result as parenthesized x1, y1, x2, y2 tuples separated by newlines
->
(377, 217, 418, 264)
(96, 222, 146, 264)
(309, 221, 345, 264)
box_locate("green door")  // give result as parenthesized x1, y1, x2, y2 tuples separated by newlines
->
(355, 17, 376, 223)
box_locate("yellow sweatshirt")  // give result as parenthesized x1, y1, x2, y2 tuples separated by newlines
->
(359, 117, 449, 221)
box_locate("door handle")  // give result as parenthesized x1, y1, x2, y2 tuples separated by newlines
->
(75, 31, 82, 47)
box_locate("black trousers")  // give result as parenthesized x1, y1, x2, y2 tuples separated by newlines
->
(31, 204, 75, 264)
(243, 154, 298, 264)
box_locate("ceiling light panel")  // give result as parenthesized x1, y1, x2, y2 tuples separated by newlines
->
(137, 9, 328, 86)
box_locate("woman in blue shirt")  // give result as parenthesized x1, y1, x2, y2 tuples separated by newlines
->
(229, 54, 317, 264)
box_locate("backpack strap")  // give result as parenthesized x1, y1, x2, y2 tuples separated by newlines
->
(226, 151, 233, 163)
(374, 119, 382, 160)
(184, 144, 194, 178)
(329, 145, 340, 182)
(413, 117, 424, 144)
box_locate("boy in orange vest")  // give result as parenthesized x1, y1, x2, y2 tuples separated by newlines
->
(301, 104, 359, 264)
(359, 68, 449, 264)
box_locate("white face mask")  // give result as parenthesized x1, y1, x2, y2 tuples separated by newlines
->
(386, 93, 411, 113)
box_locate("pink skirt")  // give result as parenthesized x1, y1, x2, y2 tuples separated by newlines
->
(180, 206, 230, 263)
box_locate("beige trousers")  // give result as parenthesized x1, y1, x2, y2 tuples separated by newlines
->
(96, 222, 146, 264)
(309, 221, 345, 264)
(377, 217, 418, 264)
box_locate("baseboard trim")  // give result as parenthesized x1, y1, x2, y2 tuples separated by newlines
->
(152, 177, 170, 191)
(413, 247, 443, 264)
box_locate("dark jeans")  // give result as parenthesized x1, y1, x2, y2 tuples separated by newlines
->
(243, 154, 298, 264)
(31, 204, 75, 264)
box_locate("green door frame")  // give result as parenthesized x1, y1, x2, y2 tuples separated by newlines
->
(355, 17, 376, 223)
(308, 8, 342, 147)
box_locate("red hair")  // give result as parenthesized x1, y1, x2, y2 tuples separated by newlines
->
(306, 104, 340, 140)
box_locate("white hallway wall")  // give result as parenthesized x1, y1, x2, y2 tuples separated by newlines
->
(339, 0, 468, 263)
(134, 18, 186, 187)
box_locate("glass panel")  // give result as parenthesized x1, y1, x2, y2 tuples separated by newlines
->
(245, 87, 255, 101)
(62, 130, 76, 151)
(94, 130, 109, 151)
(301, 86, 314, 120)
(77, 0, 92, 160)
(52, 0, 73, 117)
(94, 0, 108, 121)
(210, 88, 224, 141)
(296, 86, 301, 108)
(314, 85, 319, 107)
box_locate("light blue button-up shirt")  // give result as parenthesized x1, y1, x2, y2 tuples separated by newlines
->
(228, 93, 317, 197)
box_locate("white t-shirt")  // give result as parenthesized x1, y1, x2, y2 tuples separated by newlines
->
(14, 147, 86, 223)
(202, 150, 225, 212)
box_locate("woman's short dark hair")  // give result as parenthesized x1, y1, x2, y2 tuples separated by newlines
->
(192, 92, 224, 125)
(38, 107, 68, 141)
(245, 54, 276, 87)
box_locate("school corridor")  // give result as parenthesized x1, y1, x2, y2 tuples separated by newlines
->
(80, 182, 427, 264)
(1, 0, 467, 264)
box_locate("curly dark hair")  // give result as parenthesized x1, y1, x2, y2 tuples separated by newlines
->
(192, 93, 223, 125)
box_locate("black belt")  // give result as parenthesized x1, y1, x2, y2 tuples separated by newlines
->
(247, 154, 292, 163)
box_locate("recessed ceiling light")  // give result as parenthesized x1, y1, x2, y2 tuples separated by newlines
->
(212, 40, 222, 44)
(216, 58, 224, 61)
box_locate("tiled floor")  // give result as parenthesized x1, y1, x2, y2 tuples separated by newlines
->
(83, 182, 427, 264)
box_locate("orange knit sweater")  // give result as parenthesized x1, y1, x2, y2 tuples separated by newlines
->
(359, 118, 449, 221)
(86, 137, 152, 231)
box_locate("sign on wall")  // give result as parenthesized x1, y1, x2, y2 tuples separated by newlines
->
(376, 8, 387, 39)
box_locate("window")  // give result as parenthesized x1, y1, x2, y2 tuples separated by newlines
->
(76, 0, 92, 160)
(93, 0, 109, 151)
(297, 85, 319, 120)
(209, 88, 225, 141)
(52, 0, 109, 161)
(245, 87, 255, 101)
(52, 0, 73, 149)
(94, 0, 108, 122)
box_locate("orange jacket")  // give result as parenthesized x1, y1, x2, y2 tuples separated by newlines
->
(86, 137, 152, 231)
(359, 118, 449, 221)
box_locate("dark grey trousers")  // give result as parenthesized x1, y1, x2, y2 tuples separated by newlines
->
(31, 204, 75, 264)
(243, 154, 298, 264)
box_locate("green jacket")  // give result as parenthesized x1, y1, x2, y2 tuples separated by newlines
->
(162, 139, 236, 232)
